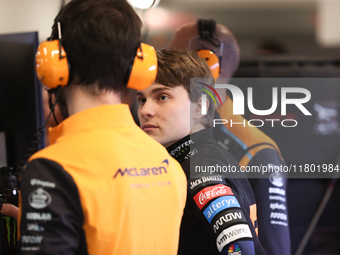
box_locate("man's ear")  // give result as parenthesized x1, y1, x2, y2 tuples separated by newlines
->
(193, 96, 209, 120)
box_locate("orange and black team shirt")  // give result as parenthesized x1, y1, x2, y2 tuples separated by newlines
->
(167, 129, 266, 255)
(18, 104, 187, 255)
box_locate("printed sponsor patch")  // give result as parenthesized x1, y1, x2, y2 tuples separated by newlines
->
(26, 212, 52, 221)
(30, 179, 56, 188)
(228, 243, 241, 255)
(270, 202, 287, 211)
(227, 241, 255, 255)
(169, 139, 194, 157)
(21, 247, 40, 251)
(113, 159, 169, 178)
(269, 195, 286, 202)
(194, 184, 234, 209)
(203, 196, 240, 223)
(269, 187, 285, 196)
(216, 224, 252, 252)
(27, 223, 45, 232)
(270, 220, 288, 226)
(189, 175, 226, 193)
(28, 188, 52, 209)
(211, 209, 247, 235)
(21, 235, 43, 244)
(269, 171, 284, 187)
(270, 212, 287, 221)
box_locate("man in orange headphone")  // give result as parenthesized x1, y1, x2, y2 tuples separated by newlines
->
(17, 0, 186, 254)
(168, 20, 291, 255)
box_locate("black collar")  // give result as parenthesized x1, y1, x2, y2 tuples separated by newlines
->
(166, 129, 214, 164)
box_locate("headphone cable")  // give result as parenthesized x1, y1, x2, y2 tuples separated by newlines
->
(16, 86, 62, 179)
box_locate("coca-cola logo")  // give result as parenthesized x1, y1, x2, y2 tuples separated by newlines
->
(199, 186, 227, 204)
(193, 184, 233, 210)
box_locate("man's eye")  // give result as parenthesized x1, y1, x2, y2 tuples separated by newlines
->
(159, 95, 169, 101)
(138, 97, 146, 104)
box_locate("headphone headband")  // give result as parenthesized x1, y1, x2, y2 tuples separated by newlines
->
(192, 19, 222, 79)
(198, 19, 216, 39)
(36, 40, 157, 90)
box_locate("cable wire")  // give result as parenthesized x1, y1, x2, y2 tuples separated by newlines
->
(16, 87, 62, 177)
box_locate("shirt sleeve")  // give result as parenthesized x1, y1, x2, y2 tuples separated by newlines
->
(186, 175, 264, 255)
(19, 158, 87, 255)
(247, 148, 291, 255)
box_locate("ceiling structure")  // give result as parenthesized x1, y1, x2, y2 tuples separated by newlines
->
(158, 0, 316, 11)
(141, 0, 340, 57)
(0, 0, 338, 57)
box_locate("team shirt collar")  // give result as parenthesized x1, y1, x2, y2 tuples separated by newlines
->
(48, 104, 135, 145)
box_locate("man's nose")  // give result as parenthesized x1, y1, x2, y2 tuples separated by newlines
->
(139, 100, 156, 119)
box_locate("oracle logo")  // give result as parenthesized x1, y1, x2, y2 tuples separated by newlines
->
(193, 184, 233, 210)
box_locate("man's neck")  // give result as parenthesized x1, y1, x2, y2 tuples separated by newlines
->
(65, 83, 122, 116)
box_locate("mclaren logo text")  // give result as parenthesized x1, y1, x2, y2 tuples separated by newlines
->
(113, 159, 169, 178)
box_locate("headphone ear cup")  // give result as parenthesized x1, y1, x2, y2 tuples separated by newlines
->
(126, 43, 157, 90)
(197, 49, 220, 79)
(36, 40, 69, 89)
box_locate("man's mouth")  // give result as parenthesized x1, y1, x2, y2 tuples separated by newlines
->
(141, 123, 159, 131)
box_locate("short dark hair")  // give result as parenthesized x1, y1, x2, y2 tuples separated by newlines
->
(155, 49, 216, 128)
(51, 0, 142, 93)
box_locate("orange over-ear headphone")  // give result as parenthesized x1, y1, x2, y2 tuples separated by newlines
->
(126, 43, 157, 90)
(36, 22, 157, 90)
(190, 19, 223, 80)
(196, 49, 220, 80)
